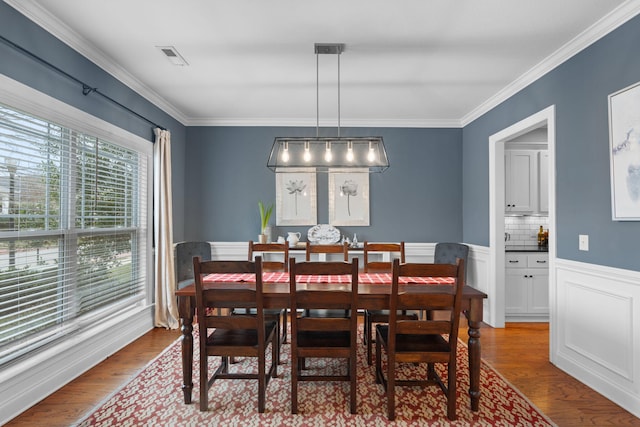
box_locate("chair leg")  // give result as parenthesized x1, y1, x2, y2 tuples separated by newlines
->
(272, 332, 279, 379)
(350, 353, 357, 414)
(199, 353, 208, 411)
(258, 351, 266, 413)
(282, 310, 288, 344)
(291, 355, 298, 414)
(447, 359, 457, 420)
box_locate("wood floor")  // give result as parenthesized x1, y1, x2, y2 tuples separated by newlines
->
(5, 320, 640, 427)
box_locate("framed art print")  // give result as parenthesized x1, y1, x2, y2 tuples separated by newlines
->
(328, 168, 370, 226)
(275, 168, 317, 226)
(608, 81, 640, 220)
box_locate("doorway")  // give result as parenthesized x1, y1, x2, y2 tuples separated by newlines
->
(488, 105, 556, 359)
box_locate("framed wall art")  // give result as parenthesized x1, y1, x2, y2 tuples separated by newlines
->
(328, 168, 370, 226)
(608, 81, 640, 220)
(275, 168, 317, 226)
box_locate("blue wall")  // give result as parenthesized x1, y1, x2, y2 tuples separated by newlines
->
(462, 14, 640, 272)
(185, 126, 463, 243)
(0, 2, 189, 240)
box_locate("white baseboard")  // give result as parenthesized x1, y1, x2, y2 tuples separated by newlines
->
(0, 306, 154, 425)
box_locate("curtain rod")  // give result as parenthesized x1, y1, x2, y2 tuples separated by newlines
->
(0, 34, 166, 131)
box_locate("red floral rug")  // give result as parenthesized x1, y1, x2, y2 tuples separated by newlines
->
(75, 327, 556, 426)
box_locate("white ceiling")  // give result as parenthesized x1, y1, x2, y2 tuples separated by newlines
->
(7, 0, 640, 127)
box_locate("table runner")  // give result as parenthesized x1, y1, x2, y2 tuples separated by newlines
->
(203, 272, 454, 284)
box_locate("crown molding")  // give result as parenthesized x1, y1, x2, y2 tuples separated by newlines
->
(5, 0, 189, 126)
(184, 117, 461, 128)
(7, 0, 640, 129)
(461, 0, 640, 126)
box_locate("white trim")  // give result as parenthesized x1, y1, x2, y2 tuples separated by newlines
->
(8, 0, 640, 127)
(462, 1, 640, 126)
(0, 73, 155, 425)
(5, 0, 188, 126)
(0, 307, 154, 425)
(488, 106, 556, 331)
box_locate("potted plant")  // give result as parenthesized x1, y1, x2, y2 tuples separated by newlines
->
(258, 201, 273, 243)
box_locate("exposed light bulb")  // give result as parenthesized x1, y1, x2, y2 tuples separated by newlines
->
(346, 141, 354, 162)
(367, 141, 376, 162)
(324, 141, 332, 162)
(281, 141, 290, 162)
(303, 141, 311, 162)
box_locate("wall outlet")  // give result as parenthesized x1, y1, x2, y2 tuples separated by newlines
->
(579, 234, 589, 251)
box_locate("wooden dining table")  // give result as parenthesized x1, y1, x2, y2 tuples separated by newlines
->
(175, 272, 487, 411)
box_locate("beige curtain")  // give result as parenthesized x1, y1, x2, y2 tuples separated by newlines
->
(153, 128, 178, 329)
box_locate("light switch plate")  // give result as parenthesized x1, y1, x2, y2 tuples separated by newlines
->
(579, 234, 589, 251)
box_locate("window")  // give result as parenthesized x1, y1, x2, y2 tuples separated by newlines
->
(0, 102, 150, 365)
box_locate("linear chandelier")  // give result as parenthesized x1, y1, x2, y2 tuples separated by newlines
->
(267, 43, 389, 173)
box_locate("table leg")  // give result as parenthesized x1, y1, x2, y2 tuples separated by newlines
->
(178, 297, 194, 404)
(465, 299, 483, 411)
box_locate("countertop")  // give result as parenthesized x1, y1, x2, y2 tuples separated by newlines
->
(505, 245, 548, 253)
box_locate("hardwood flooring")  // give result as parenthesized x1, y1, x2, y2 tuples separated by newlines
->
(5, 320, 640, 426)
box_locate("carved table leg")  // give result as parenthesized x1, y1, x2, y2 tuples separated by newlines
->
(465, 299, 483, 411)
(181, 319, 194, 404)
(178, 294, 195, 404)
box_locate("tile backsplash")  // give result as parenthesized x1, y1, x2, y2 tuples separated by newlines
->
(505, 216, 549, 245)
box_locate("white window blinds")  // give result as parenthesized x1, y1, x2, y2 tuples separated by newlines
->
(0, 103, 149, 365)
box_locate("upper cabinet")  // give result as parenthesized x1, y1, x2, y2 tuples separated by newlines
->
(505, 149, 548, 215)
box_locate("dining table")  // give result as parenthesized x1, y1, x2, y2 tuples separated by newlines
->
(175, 271, 487, 411)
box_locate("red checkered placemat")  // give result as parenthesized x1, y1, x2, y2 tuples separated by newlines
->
(203, 272, 454, 284)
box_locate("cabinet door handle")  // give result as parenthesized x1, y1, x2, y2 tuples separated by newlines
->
(536, 260, 547, 264)
(508, 260, 519, 263)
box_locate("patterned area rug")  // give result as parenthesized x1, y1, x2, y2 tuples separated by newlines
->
(75, 327, 555, 426)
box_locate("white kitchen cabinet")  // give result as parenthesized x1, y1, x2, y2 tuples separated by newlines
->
(505, 252, 549, 321)
(505, 150, 537, 214)
(505, 149, 548, 215)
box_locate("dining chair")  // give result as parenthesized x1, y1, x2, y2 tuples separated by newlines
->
(175, 241, 211, 289)
(362, 241, 417, 365)
(305, 241, 349, 261)
(303, 241, 350, 318)
(247, 240, 289, 345)
(248, 241, 289, 272)
(375, 258, 465, 421)
(289, 258, 359, 415)
(423, 242, 470, 319)
(193, 256, 278, 413)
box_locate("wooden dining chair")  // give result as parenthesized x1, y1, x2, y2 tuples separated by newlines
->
(247, 240, 289, 344)
(375, 258, 465, 421)
(289, 258, 359, 415)
(362, 241, 417, 365)
(193, 256, 278, 413)
(305, 241, 349, 261)
(248, 241, 289, 272)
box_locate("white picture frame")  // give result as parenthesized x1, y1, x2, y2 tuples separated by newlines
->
(328, 168, 370, 226)
(275, 168, 317, 226)
(608, 81, 640, 221)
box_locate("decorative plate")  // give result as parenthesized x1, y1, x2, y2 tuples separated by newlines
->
(307, 224, 340, 245)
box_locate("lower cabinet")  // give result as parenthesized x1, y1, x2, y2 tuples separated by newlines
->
(505, 252, 549, 321)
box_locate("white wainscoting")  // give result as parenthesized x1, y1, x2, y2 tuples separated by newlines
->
(553, 258, 640, 419)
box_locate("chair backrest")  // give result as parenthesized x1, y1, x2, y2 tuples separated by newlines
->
(193, 256, 265, 342)
(289, 258, 359, 335)
(388, 258, 465, 354)
(305, 241, 349, 261)
(434, 242, 469, 281)
(363, 241, 405, 272)
(175, 241, 211, 286)
(248, 241, 289, 272)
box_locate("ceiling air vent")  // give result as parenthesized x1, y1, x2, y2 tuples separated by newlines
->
(156, 46, 189, 66)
